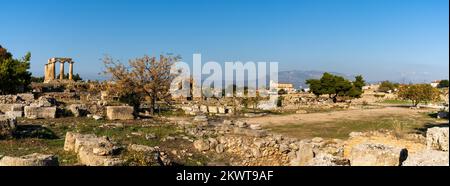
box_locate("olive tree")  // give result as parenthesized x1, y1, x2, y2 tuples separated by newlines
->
(103, 55, 180, 114)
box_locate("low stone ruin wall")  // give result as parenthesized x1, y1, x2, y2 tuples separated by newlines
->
(0, 94, 34, 104)
(186, 119, 347, 166)
(187, 118, 449, 166)
(180, 105, 233, 116)
(0, 104, 25, 117)
(63, 132, 172, 166)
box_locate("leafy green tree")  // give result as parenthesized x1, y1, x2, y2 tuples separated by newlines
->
(305, 79, 322, 96)
(353, 75, 366, 90)
(278, 89, 287, 95)
(0, 45, 32, 94)
(31, 76, 45, 83)
(378, 81, 399, 93)
(438, 80, 449, 88)
(320, 73, 338, 96)
(348, 75, 366, 98)
(306, 73, 366, 102)
(398, 84, 440, 106)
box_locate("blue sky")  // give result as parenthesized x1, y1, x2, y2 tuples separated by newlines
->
(1, 0, 448, 82)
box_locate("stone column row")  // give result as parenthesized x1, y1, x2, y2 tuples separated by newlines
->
(44, 58, 74, 83)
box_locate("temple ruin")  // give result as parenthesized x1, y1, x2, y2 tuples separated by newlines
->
(44, 58, 75, 83)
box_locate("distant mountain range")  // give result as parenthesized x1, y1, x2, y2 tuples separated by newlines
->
(278, 70, 355, 89)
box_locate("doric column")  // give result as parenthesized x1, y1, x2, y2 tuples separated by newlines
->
(69, 62, 74, 80)
(60, 62, 65, 80)
(51, 60, 56, 80)
(44, 64, 49, 82)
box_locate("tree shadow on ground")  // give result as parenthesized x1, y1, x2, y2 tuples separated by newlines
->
(12, 125, 59, 139)
(414, 122, 449, 135)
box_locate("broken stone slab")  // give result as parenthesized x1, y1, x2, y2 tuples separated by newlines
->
(5, 111, 23, 118)
(290, 142, 315, 166)
(253, 138, 267, 148)
(233, 128, 267, 138)
(68, 104, 88, 117)
(64, 132, 120, 155)
(249, 124, 262, 130)
(78, 147, 123, 166)
(17, 93, 35, 102)
(92, 115, 103, 121)
(426, 127, 449, 151)
(0, 115, 17, 138)
(208, 138, 218, 149)
(193, 139, 210, 151)
(0, 104, 12, 113)
(218, 107, 227, 114)
(0, 153, 58, 166)
(279, 144, 290, 153)
(128, 144, 156, 153)
(200, 105, 209, 113)
(11, 104, 24, 111)
(145, 133, 157, 140)
(349, 143, 408, 166)
(223, 120, 234, 125)
(0, 104, 23, 113)
(311, 137, 324, 143)
(99, 123, 124, 129)
(251, 148, 262, 158)
(64, 132, 79, 152)
(64, 132, 96, 152)
(106, 106, 134, 120)
(31, 97, 54, 107)
(64, 132, 122, 166)
(227, 108, 234, 115)
(244, 113, 266, 118)
(296, 110, 308, 114)
(24, 106, 56, 119)
(349, 132, 365, 138)
(403, 150, 449, 166)
(215, 144, 225, 153)
(236, 121, 248, 128)
(181, 106, 193, 112)
(306, 153, 350, 166)
(193, 115, 208, 122)
(208, 106, 218, 114)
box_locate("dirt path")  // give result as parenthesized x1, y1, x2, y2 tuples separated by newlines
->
(245, 107, 430, 126)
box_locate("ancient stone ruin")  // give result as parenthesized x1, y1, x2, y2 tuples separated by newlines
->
(0, 153, 58, 166)
(64, 132, 123, 166)
(44, 57, 75, 83)
(187, 117, 449, 166)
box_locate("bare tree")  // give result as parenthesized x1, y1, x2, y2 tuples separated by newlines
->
(103, 55, 180, 114)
